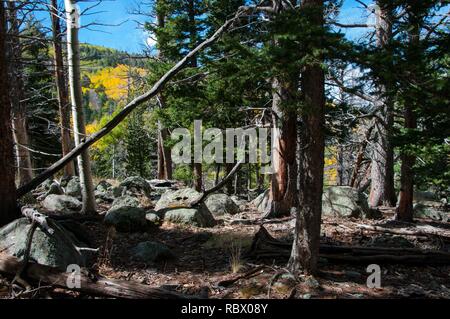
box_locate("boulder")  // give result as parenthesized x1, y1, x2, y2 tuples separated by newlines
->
(96, 180, 112, 193)
(65, 177, 81, 198)
(155, 188, 216, 227)
(322, 186, 379, 219)
(119, 176, 153, 198)
(104, 207, 157, 232)
(155, 188, 202, 210)
(131, 241, 175, 263)
(413, 203, 449, 222)
(42, 195, 82, 214)
(0, 218, 93, 270)
(162, 207, 216, 228)
(111, 195, 140, 210)
(145, 212, 162, 225)
(47, 182, 64, 196)
(205, 193, 240, 216)
(252, 190, 269, 212)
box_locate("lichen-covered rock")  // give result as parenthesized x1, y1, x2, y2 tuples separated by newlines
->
(111, 195, 140, 210)
(414, 203, 449, 222)
(205, 193, 240, 216)
(42, 195, 82, 214)
(162, 207, 216, 228)
(119, 176, 153, 198)
(155, 188, 216, 227)
(104, 206, 156, 232)
(96, 180, 112, 193)
(0, 218, 93, 270)
(131, 241, 175, 262)
(322, 186, 378, 219)
(252, 190, 269, 212)
(147, 179, 178, 195)
(65, 176, 81, 198)
(155, 188, 202, 210)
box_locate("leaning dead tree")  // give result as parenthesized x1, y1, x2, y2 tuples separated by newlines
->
(17, 5, 252, 198)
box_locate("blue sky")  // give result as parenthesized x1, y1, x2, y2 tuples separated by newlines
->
(36, 0, 373, 53)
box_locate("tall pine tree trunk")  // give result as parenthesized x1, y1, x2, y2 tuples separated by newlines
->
(188, 0, 202, 192)
(0, 1, 19, 226)
(262, 77, 297, 218)
(155, 2, 172, 180)
(65, 0, 96, 214)
(289, 0, 325, 275)
(397, 13, 421, 222)
(368, 2, 396, 207)
(50, 0, 75, 178)
(7, 2, 33, 187)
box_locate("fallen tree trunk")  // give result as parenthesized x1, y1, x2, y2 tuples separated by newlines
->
(0, 254, 199, 299)
(355, 223, 450, 240)
(247, 226, 450, 265)
(17, 8, 249, 198)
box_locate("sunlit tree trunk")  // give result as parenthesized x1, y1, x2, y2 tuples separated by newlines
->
(50, 0, 75, 178)
(155, 1, 172, 180)
(262, 76, 297, 218)
(7, 1, 33, 186)
(0, 1, 19, 226)
(289, 0, 325, 275)
(65, 0, 96, 214)
(368, 2, 396, 207)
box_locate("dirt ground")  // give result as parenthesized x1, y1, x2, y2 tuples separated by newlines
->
(1, 201, 450, 299)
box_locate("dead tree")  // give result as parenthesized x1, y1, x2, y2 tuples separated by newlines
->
(0, 0, 19, 227)
(50, 0, 75, 177)
(64, 0, 96, 214)
(7, 1, 33, 186)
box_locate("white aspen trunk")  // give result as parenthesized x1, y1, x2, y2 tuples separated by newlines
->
(64, 0, 96, 214)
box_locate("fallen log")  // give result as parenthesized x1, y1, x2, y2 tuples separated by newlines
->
(247, 226, 450, 265)
(0, 255, 200, 299)
(355, 223, 450, 240)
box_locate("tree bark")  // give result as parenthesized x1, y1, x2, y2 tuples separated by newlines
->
(7, 1, 33, 187)
(396, 11, 421, 222)
(263, 77, 297, 218)
(64, 0, 96, 214)
(0, 1, 19, 227)
(350, 124, 374, 187)
(50, 0, 75, 178)
(368, 2, 396, 208)
(288, 0, 325, 276)
(155, 2, 172, 180)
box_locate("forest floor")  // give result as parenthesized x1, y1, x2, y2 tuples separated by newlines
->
(1, 201, 450, 299)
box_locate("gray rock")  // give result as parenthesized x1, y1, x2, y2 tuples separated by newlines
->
(96, 180, 112, 193)
(322, 186, 378, 219)
(155, 188, 202, 210)
(131, 241, 175, 262)
(414, 203, 449, 222)
(145, 213, 162, 225)
(42, 195, 82, 214)
(205, 193, 240, 216)
(0, 218, 92, 270)
(119, 176, 152, 198)
(65, 177, 81, 198)
(104, 206, 156, 232)
(155, 188, 216, 227)
(252, 190, 269, 211)
(111, 195, 140, 210)
(162, 207, 216, 228)
(47, 182, 64, 196)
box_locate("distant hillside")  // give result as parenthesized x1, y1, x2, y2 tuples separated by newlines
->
(80, 43, 147, 71)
